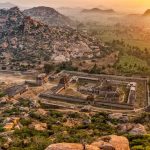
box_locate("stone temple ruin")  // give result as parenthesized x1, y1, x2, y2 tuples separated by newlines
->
(40, 71, 149, 110)
(3, 70, 148, 110)
(5, 84, 29, 98)
(25, 73, 49, 86)
(78, 79, 137, 105)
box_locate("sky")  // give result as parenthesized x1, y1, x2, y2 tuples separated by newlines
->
(1, 0, 149, 13)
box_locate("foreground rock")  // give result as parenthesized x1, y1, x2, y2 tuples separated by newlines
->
(45, 143, 99, 150)
(92, 135, 130, 150)
(45, 135, 130, 150)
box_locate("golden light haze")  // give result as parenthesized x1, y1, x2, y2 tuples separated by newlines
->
(1, 0, 149, 13)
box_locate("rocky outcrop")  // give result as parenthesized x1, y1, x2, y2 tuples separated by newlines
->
(30, 122, 47, 131)
(92, 135, 130, 150)
(45, 143, 99, 150)
(45, 135, 130, 150)
(118, 123, 147, 135)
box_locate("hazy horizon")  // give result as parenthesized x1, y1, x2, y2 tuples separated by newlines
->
(0, 0, 149, 13)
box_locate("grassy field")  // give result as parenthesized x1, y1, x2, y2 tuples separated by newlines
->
(98, 32, 150, 50)
(87, 25, 150, 50)
(82, 24, 150, 75)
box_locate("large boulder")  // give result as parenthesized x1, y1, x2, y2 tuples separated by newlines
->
(45, 135, 130, 150)
(45, 143, 99, 150)
(91, 135, 130, 150)
(10, 37, 17, 46)
(30, 122, 47, 131)
(129, 124, 147, 135)
(36, 109, 47, 116)
(0, 41, 8, 49)
(118, 123, 146, 135)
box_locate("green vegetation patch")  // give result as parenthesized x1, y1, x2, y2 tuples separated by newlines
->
(0, 91, 6, 98)
(127, 134, 150, 150)
(10, 127, 52, 150)
(116, 54, 150, 74)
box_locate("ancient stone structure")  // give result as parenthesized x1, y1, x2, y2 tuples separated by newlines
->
(59, 75, 70, 89)
(36, 73, 48, 86)
(39, 71, 149, 110)
(86, 94, 95, 104)
(5, 84, 28, 98)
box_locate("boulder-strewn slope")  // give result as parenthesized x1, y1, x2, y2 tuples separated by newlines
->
(0, 7, 103, 64)
(45, 135, 130, 150)
(23, 6, 73, 27)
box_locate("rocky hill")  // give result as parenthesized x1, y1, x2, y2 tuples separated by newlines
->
(82, 8, 115, 14)
(0, 7, 103, 67)
(23, 6, 73, 27)
(143, 9, 150, 16)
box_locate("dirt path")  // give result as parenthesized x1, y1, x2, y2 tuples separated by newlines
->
(0, 73, 31, 84)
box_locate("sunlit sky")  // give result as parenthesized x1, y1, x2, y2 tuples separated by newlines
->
(1, 0, 149, 13)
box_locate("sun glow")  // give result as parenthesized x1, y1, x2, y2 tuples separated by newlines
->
(0, 0, 149, 12)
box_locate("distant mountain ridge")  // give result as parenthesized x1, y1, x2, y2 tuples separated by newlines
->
(23, 6, 73, 27)
(143, 9, 150, 16)
(0, 2, 16, 9)
(127, 9, 150, 18)
(82, 8, 115, 14)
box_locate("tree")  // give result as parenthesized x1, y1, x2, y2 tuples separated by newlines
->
(44, 64, 54, 74)
(90, 64, 101, 74)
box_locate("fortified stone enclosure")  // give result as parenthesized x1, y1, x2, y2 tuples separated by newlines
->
(40, 71, 149, 110)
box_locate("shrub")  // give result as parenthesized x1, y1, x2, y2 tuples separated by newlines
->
(127, 134, 150, 149)
(67, 112, 81, 119)
(44, 64, 55, 74)
(20, 118, 32, 126)
(0, 125, 4, 132)
(0, 92, 6, 98)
